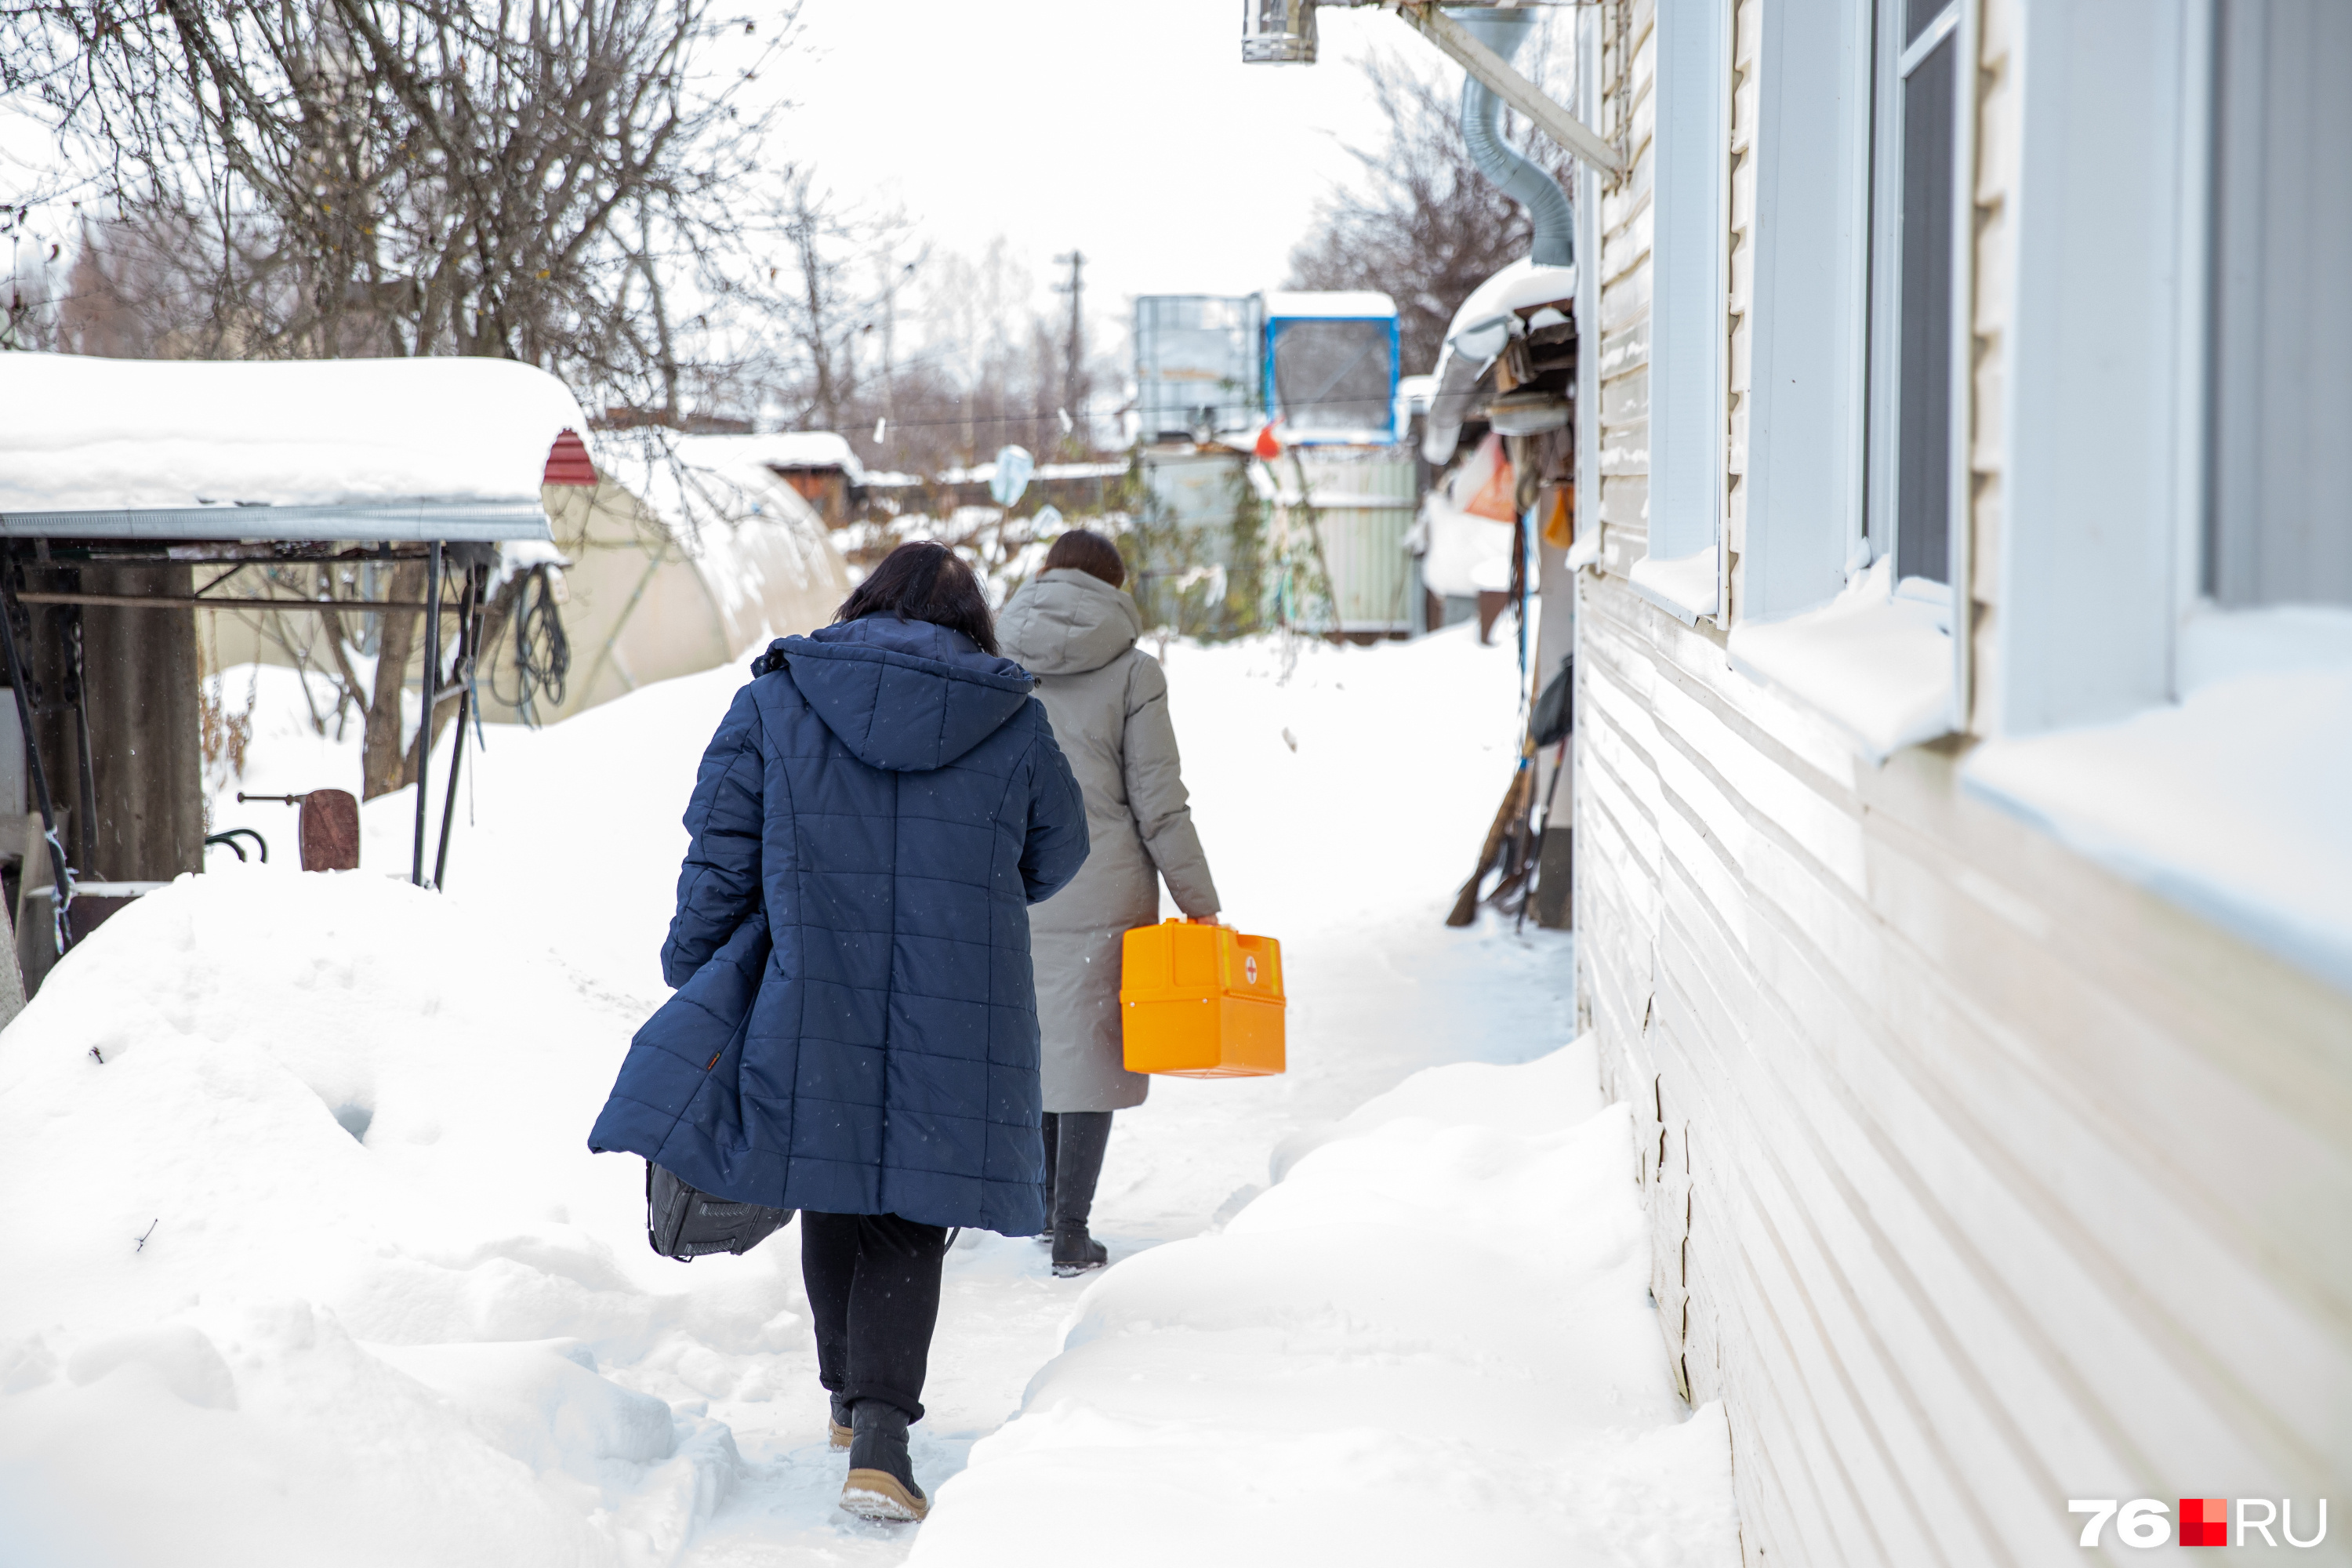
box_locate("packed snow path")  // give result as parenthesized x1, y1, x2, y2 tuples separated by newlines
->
(0, 623, 1737, 1566)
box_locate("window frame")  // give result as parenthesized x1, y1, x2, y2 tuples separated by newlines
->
(1743, 0, 1875, 625)
(1864, 0, 1974, 633)
(1998, 0, 2203, 735)
(1632, 0, 1733, 627)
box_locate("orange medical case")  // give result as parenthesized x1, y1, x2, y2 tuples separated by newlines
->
(1120, 919, 1285, 1077)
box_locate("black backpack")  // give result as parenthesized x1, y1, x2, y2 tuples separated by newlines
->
(645, 1161, 792, 1261)
(1531, 655, 1575, 748)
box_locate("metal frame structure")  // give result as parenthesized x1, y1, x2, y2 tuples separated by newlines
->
(0, 526, 518, 970)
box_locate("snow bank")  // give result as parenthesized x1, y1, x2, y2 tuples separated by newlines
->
(6, 618, 1726, 1563)
(0, 868, 794, 1568)
(0, 353, 590, 513)
(909, 1039, 1742, 1567)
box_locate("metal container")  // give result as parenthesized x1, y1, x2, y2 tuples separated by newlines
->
(1261, 292, 1402, 446)
(1134, 296, 1265, 446)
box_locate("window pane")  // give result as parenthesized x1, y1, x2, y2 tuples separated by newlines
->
(1896, 32, 1955, 584)
(1269, 319, 1394, 438)
(2206, 0, 2352, 607)
(1904, 0, 1952, 48)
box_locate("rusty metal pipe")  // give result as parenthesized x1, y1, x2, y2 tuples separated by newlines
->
(412, 543, 441, 888)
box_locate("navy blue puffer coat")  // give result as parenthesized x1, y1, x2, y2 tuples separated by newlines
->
(587, 615, 1090, 1236)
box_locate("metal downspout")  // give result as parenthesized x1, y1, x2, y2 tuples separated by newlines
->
(1450, 6, 1574, 268)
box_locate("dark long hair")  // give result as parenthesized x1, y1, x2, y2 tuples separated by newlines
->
(835, 541, 999, 655)
(1042, 528, 1127, 590)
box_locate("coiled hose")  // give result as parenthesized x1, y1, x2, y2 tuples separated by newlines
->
(492, 563, 572, 725)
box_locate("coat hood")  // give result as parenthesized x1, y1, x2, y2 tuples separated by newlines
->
(998, 568, 1144, 677)
(759, 615, 1036, 771)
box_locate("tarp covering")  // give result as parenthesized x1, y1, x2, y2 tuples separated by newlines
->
(485, 438, 853, 723)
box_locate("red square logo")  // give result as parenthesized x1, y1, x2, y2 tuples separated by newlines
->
(2180, 1498, 2229, 1547)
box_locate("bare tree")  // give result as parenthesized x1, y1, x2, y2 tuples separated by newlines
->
(9, 0, 789, 394)
(7, 0, 795, 795)
(1287, 50, 1570, 374)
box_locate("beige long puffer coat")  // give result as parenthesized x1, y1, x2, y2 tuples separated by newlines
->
(998, 569, 1219, 1111)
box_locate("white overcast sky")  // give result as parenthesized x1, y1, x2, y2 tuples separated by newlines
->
(4, 1, 1574, 372)
(779, 1, 1444, 335)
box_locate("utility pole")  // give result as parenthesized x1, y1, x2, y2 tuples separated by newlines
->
(877, 254, 899, 445)
(1052, 249, 1085, 448)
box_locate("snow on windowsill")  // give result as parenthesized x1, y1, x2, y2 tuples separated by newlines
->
(1963, 605, 2352, 994)
(1628, 546, 1720, 626)
(1725, 557, 1956, 762)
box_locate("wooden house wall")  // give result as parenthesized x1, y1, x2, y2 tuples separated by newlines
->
(1574, 1, 2352, 1563)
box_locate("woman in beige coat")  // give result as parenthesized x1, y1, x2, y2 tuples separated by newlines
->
(997, 531, 1219, 1275)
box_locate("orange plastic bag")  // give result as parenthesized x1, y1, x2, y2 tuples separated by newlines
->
(1120, 919, 1286, 1077)
(1459, 433, 1519, 522)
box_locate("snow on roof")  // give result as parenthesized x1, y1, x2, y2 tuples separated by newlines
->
(677, 430, 866, 483)
(1441, 260, 1578, 350)
(1262, 290, 1399, 321)
(934, 459, 1131, 486)
(0, 353, 588, 540)
(1421, 260, 1581, 465)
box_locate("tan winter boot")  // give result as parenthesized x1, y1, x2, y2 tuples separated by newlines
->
(840, 1400, 928, 1523)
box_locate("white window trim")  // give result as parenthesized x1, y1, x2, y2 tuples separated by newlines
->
(1744, 0, 1871, 626)
(1635, 0, 1730, 627)
(1575, 0, 1602, 584)
(1991, 0, 2197, 735)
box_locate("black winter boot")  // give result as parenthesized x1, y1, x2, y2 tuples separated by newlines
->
(1047, 1111, 1113, 1276)
(1051, 1223, 1109, 1276)
(828, 1392, 853, 1451)
(1036, 1112, 1059, 1244)
(841, 1400, 927, 1522)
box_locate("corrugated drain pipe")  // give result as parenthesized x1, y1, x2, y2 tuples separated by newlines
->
(1450, 6, 1573, 268)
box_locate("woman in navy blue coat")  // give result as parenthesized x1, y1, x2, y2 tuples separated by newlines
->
(590, 542, 1087, 1522)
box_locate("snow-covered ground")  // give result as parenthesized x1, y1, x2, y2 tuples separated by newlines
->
(0, 621, 1737, 1566)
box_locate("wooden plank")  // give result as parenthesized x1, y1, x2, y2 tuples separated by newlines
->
(1397, 5, 1626, 174)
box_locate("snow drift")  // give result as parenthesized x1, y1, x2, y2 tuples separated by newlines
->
(0, 869, 787, 1568)
(909, 1040, 1742, 1567)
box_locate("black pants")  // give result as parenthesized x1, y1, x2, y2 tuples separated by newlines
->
(800, 1211, 950, 1423)
(1041, 1110, 1113, 1231)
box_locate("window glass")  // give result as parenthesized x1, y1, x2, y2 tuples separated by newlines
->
(2205, 0, 2352, 607)
(1894, 31, 1955, 583)
(1867, 0, 1960, 586)
(1904, 0, 1950, 46)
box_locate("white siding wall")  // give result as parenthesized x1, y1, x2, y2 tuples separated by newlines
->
(1576, 1, 2352, 1563)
